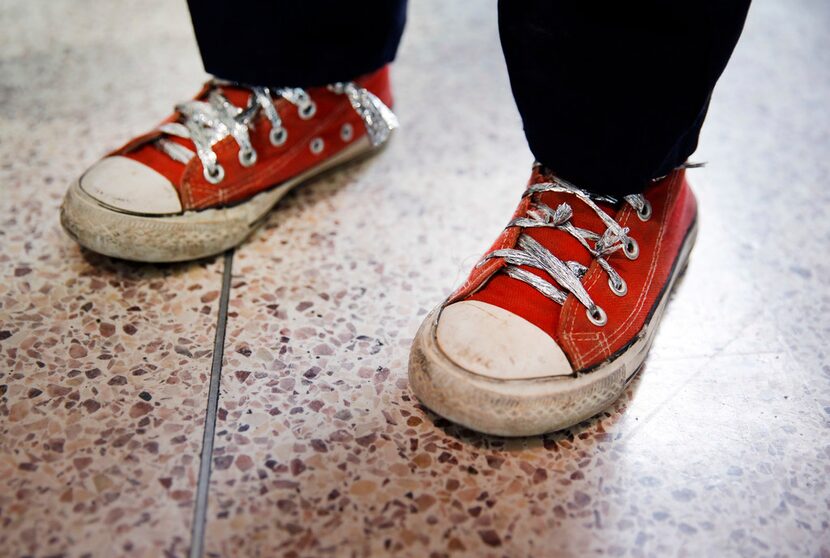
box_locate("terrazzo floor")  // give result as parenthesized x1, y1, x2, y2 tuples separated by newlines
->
(2, 1, 829, 557)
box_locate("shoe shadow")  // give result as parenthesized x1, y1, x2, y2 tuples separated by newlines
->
(255, 140, 389, 236)
(76, 245, 219, 280)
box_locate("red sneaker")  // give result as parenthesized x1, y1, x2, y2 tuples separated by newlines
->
(61, 66, 397, 262)
(409, 165, 698, 436)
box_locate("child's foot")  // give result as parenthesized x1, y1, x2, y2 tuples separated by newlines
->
(61, 66, 397, 262)
(409, 165, 698, 436)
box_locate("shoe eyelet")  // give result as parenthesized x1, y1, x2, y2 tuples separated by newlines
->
(624, 237, 639, 260)
(238, 148, 257, 168)
(310, 137, 324, 155)
(299, 101, 317, 120)
(204, 163, 225, 184)
(340, 123, 353, 142)
(587, 305, 607, 326)
(637, 199, 652, 221)
(270, 127, 287, 146)
(608, 276, 627, 296)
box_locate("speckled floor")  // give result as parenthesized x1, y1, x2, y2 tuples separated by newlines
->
(2, 1, 829, 557)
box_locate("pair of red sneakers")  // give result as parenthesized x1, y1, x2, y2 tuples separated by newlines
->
(61, 66, 698, 436)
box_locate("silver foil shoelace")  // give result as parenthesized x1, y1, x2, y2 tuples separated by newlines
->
(153, 80, 398, 184)
(479, 177, 652, 326)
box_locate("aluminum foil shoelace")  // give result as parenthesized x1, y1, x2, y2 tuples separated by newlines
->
(153, 80, 398, 184)
(478, 176, 651, 325)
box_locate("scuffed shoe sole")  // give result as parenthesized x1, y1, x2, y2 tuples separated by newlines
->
(60, 135, 381, 262)
(408, 221, 697, 437)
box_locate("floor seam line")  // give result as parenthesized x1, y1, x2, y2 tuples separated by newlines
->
(188, 249, 234, 558)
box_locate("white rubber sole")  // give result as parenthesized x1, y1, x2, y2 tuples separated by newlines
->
(408, 221, 698, 437)
(60, 136, 380, 262)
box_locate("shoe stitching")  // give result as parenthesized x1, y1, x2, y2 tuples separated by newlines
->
(568, 172, 682, 366)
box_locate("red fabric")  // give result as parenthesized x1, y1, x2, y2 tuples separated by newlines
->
(450, 168, 697, 371)
(118, 66, 393, 211)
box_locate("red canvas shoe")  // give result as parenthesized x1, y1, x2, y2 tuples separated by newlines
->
(61, 66, 397, 262)
(409, 165, 698, 436)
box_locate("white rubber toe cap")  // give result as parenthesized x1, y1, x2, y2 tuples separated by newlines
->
(80, 156, 182, 215)
(436, 300, 573, 380)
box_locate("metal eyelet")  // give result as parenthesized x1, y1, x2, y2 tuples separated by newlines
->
(299, 101, 317, 120)
(310, 137, 324, 155)
(608, 276, 627, 296)
(238, 148, 257, 167)
(204, 164, 225, 184)
(637, 199, 652, 221)
(624, 237, 639, 260)
(270, 127, 287, 146)
(340, 123, 353, 142)
(587, 305, 607, 326)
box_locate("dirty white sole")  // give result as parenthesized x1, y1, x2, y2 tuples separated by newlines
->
(408, 221, 698, 437)
(60, 135, 379, 262)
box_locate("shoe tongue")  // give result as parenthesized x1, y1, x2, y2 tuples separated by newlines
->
(465, 167, 620, 344)
(528, 167, 619, 268)
(124, 83, 255, 186)
(209, 84, 253, 108)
